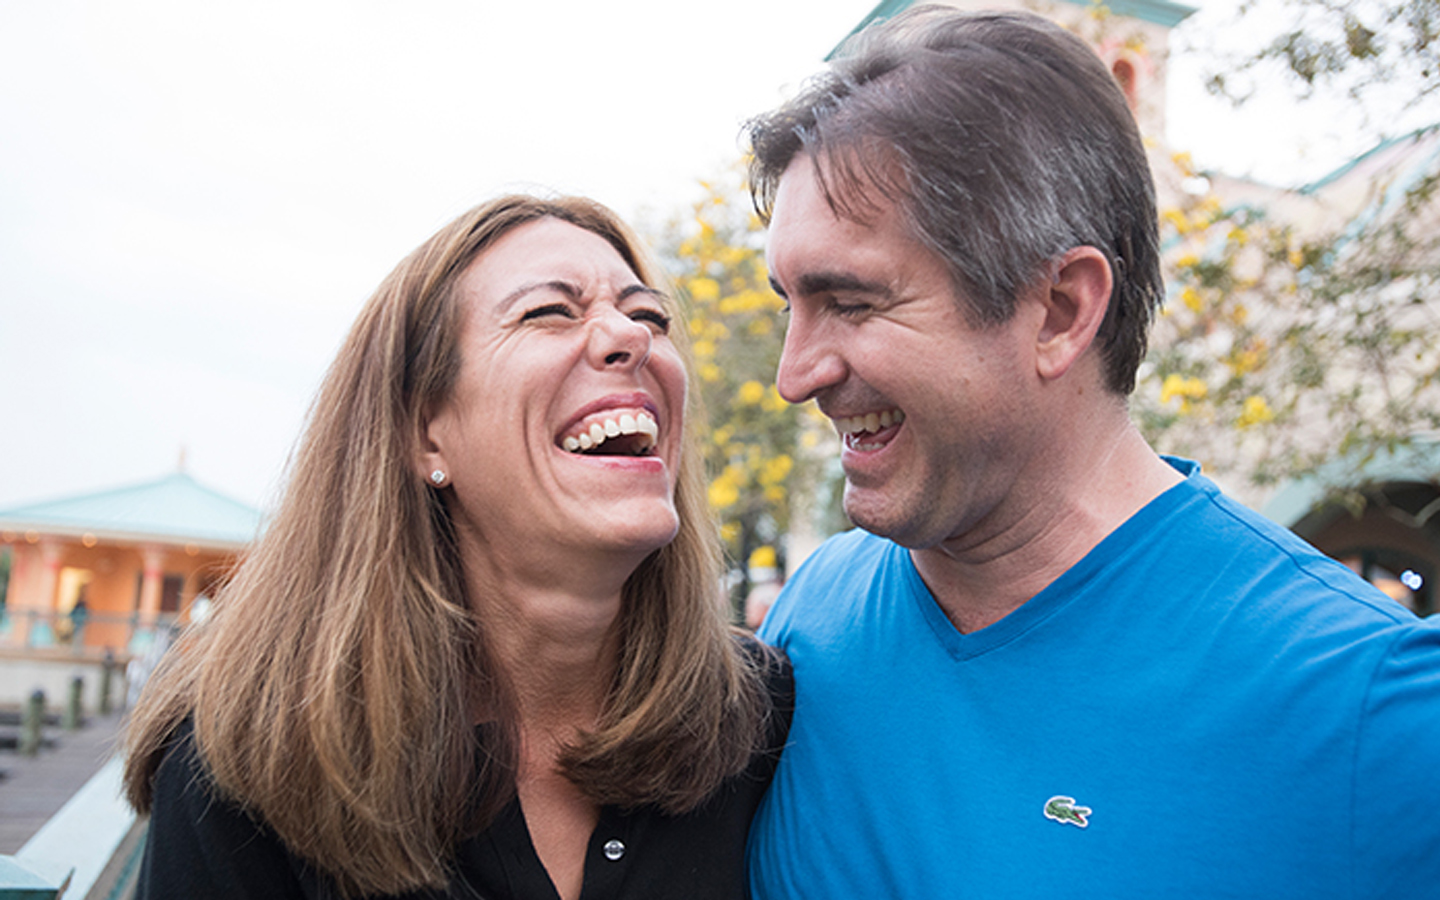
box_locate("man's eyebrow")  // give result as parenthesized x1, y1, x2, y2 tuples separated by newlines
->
(776, 271, 893, 300)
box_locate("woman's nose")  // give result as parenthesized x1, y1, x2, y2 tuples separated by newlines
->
(587, 306, 653, 370)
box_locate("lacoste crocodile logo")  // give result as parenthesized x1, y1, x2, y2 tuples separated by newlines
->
(1043, 795, 1092, 829)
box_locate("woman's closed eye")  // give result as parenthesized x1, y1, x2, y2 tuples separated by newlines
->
(629, 308, 672, 334)
(520, 303, 576, 322)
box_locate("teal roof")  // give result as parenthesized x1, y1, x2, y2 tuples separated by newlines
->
(829, 0, 1197, 58)
(1261, 438, 1440, 528)
(1299, 124, 1440, 195)
(0, 472, 262, 549)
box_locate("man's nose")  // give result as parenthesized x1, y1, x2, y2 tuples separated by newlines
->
(775, 309, 844, 404)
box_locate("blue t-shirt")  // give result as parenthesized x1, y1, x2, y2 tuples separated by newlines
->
(750, 461, 1440, 899)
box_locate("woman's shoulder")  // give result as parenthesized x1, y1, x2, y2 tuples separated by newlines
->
(732, 632, 794, 760)
(734, 631, 792, 698)
(139, 719, 315, 899)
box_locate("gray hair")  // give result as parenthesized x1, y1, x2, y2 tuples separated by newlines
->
(746, 6, 1163, 394)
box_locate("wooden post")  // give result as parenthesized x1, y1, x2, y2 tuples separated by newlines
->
(19, 690, 44, 757)
(63, 677, 83, 731)
(99, 650, 116, 716)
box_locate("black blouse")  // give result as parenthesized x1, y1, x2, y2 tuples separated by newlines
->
(134, 651, 793, 900)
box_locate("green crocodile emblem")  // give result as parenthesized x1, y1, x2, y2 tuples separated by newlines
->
(1043, 795, 1092, 829)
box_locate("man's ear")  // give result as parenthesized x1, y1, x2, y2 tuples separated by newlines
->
(1034, 246, 1113, 382)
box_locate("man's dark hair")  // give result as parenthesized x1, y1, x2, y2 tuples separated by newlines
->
(747, 6, 1164, 395)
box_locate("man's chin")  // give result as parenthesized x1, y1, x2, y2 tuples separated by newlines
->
(844, 486, 949, 550)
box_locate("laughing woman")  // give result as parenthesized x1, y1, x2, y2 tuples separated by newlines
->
(122, 196, 791, 900)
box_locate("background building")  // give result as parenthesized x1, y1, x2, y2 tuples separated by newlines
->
(0, 468, 260, 708)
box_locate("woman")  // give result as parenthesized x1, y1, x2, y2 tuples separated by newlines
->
(123, 195, 791, 899)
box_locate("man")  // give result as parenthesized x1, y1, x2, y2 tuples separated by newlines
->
(745, 8, 1440, 898)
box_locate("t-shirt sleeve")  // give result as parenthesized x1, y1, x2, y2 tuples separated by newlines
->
(1351, 619, 1440, 899)
(135, 723, 310, 900)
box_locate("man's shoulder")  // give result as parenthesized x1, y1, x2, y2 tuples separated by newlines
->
(796, 528, 893, 573)
(1144, 471, 1424, 641)
(785, 529, 905, 596)
(759, 531, 901, 646)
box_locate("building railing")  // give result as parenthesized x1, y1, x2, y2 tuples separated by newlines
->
(0, 758, 144, 900)
(0, 610, 179, 659)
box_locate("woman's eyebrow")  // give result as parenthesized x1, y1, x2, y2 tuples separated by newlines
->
(496, 280, 667, 315)
(618, 284, 669, 303)
(497, 279, 579, 314)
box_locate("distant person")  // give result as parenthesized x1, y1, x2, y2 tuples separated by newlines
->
(67, 590, 88, 650)
(743, 7, 1440, 898)
(123, 195, 791, 899)
(744, 568, 783, 632)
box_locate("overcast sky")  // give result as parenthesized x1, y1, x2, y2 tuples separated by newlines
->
(0, 0, 1405, 512)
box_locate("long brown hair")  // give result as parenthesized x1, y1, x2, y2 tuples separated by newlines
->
(123, 195, 768, 897)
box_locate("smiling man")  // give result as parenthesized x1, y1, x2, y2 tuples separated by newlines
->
(744, 8, 1440, 898)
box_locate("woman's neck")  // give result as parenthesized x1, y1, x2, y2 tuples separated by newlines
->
(474, 580, 620, 900)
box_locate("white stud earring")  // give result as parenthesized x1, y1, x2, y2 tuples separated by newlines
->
(430, 470, 446, 486)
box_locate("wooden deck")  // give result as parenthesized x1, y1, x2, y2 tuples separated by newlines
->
(0, 711, 126, 853)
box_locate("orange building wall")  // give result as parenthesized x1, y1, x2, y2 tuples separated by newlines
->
(1, 532, 240, 656)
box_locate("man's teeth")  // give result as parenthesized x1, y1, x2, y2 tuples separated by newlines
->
(834, 409, 904, 436)
(562, 411, 659, 454)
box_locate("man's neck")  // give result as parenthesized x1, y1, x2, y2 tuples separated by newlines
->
(911, 425, 1182, 635)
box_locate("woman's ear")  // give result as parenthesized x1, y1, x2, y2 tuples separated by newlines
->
(1034, 246, 1113, 382)
(414, 406, 451, 488)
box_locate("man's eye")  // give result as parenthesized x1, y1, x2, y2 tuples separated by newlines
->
(630, 309, 672, 334)
(520, 303, 574, 322)
(832, 299, 871, 317)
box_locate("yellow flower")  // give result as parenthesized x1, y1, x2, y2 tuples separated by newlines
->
(688, 277, 721, 303)
(1227, 226, 1249, 246)
(720, 522, 740, 544)
(1160, 373, 1208, 411)
(759, 454, 793, 486)
(693, 339, 717, 359)
(1161, 208, 1189, 235)
(761, 385, 789, 413)
(737, 381, 766, 405)
(1172, 151, 1194, 176)
(708, 476, 740, 510)
(1225, 339, 1267, 376)
(1236, 395, 1274, 428)
(1174, 253, 1200, 270)
(749, 545, 777, 569)
(699, 363, 722, 383)
(748, 318, 774, 337)
(1181, 286, 1203, 312)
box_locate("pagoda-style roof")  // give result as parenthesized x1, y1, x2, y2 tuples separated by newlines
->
(0, 472, 263, 550)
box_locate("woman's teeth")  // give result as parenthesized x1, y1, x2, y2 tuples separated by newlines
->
(834, 409, 904, 436)
(562, 411, 659, 455)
